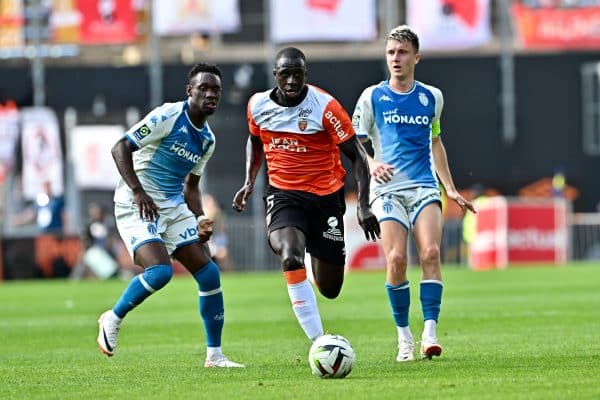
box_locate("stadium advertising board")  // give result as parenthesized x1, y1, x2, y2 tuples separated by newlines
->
(152, 0, 240, 36)
(70, 125, 122, 189)
(512, 2, 600, 49)
(406, 0, 492, 50)
(270, 0, 377, 43)
(470, 197, 568, 270)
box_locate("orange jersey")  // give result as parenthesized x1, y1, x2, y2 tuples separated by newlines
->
(247, 85, 355, 196)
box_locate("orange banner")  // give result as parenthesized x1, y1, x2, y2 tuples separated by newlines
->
(0, 0, 24, 48)
(512, 3, 600, 49)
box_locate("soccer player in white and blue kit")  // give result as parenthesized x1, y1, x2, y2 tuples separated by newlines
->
(96, 63, 244, 368)
(352, 26, 476, 362)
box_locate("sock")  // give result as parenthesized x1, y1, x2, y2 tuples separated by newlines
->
(284, 269, 323, 341)
(386, 281, 411, 331)
(420, 280, 443, 328)
(206, 346, 222, 359)
(193, 261, 224, 348)
(112, 264, 173, 318)
(397, 326, 413, 343)
(423, 319, 437, 339)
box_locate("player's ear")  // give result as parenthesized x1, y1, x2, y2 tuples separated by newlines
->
(185, 84, 192, 97)
(415, 54, 420, 64)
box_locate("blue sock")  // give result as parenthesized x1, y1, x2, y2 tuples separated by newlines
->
(420, 280, 443, 322)
(112, 264, 173, 318)
(385, 281, 411, 327)
(192, 261, 224, 348)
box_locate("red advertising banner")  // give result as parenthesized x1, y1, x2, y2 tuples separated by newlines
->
(512, 3, 600, 49)
(470, 197, 568, 270)
(77, 0, 137, 44)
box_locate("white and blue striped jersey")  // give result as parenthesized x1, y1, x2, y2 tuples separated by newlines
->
(113, 100, 215, 208)
(352, 80, 443, 198)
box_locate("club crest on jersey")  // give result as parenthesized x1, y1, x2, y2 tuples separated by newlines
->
(298, 117, 308, 131)
(133, 124, 151, 140)
(419, 92, 429, 106)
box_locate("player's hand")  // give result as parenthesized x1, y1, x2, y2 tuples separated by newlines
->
(197, 217, 214, 243)
(232, 183, 254, 212)
(370, 161, 395, 184)
(447, 189, 477, 214)
(357, 206, 381, 242)
(133, 189, 159, 222)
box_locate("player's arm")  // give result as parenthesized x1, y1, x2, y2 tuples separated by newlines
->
(352, 86, 394, 183)
(111, 137, 158, 221)
(184, 173, 213, 242)
(432, 136, 476, 214)
(338, 137, 380, 241)
(232, 135, 263, 212)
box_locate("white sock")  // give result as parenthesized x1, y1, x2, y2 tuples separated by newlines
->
(206, 346, 222, 359)
(397, 326, 413, 343)
(423, 319, 437, 339)
(287, 279, 323, 341)
(108, 310, 123, 324)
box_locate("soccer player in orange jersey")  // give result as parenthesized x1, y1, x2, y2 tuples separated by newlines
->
(233, 47, 380, 342)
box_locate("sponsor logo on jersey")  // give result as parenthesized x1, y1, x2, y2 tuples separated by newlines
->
(178, 125, 188, 134)
(324, 110, 349, 140)
(269, 137, 307, 152)
(133, 124, 151, 141)
(150, 116, 158, 126)
(170, 141, 202, 163)
(379, 94, 393, 102)
(382, 109, 430, 125)
(419, 92, 429, 106)
(323, 216, 344, 242)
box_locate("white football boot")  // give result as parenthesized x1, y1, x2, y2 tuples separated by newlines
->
(396, 338, 415, 362)
(204, 354, 245, 368)
(420, 337, 442, 359)
(97, 310, 121, 357)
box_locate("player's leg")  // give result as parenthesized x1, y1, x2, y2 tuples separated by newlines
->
(307, 188, 346, 299)
(98, 241, 173, 357)
(270, 226, 324, 341)
(173, 242, 244, 368)
(412, 200, 444, 359)
(372, 193, 414, 361)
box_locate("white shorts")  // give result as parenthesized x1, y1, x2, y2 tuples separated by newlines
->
(115, 202, 199, 258)
(371, 187, 441, 231)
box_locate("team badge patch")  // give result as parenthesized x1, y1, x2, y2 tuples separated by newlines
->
(133, 124, 151, 140)
(298, 117, 308, 131)
(419, 92, 429, 107)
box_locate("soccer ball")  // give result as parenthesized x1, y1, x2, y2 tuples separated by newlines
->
(308, 334, 356, 379)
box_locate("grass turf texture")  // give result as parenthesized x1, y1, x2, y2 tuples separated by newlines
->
(1, 263, 599, 400)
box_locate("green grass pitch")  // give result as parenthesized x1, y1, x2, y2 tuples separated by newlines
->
(1, 263, 599, 399)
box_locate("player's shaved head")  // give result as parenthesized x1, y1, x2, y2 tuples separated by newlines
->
(275, 47, 306, 67)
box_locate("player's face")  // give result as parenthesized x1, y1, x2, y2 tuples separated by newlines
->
(187, 72, 222, 115)
(273, 57, 307, 101)
(386, 39, 419, 82)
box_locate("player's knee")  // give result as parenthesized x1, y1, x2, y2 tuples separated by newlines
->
(281, 254, 304, 271)
(420, 245, 440, 266)
(142, 264, 173, 291)
(387, 250, 408, 271)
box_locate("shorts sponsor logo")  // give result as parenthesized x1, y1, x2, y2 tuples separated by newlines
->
(130, 236, 137, 245)
(133, 124, 151, 140)
(383, 201, 393, 213)
(179, 227, 198, 240)
(147, 222, 158, 235)
(323, 216, 344, 242)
